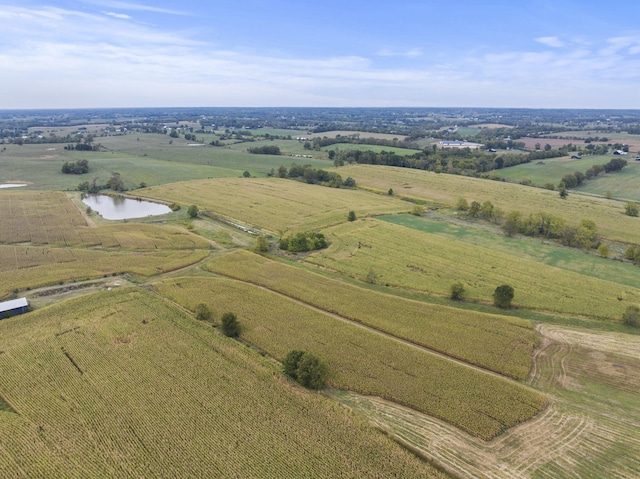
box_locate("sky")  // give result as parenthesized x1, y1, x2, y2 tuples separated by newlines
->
(1, 0, 640, 109)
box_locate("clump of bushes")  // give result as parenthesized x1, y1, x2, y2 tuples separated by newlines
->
(282, 350, 329, 389)
(279, 232, 328, 253)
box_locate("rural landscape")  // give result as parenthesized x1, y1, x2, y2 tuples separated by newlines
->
(1, 106, 640, 478)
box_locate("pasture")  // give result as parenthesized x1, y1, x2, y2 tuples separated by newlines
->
(494, 155, 611, 185)
(305, 218, 640, 320)
(140, 177, 410, 233)
(157, 277, 546, 440)
(0, 288, 444, 478)
(320, 143, 423, 155)
(331, 164, 640, 243)
(205, 250, 538, 380)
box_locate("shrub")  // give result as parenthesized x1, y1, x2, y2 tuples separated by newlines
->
(195, 303, 212, 321)
(221, 312, 240, 337)
(450, 282, 465, 301)
(282, 350, 329, 390)
(187, 205, 199, 218)
(493, 284, 514, 309)
(348, 211, 356, 222)
(622, 305, 640, 328)
(625, 202, 639, 217)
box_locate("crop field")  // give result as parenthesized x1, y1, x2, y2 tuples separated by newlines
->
(0, 191, 211, 297)
(157, 277, 546, 440)
(0, 288, 445, 478)
(380, 215, 640, 290)
(334, 324, 640, 478)
(205, 250, 538, 379)
(305, 218, 640, 320)
(331, 164, 640, 243)
(140, 177, 410, 233)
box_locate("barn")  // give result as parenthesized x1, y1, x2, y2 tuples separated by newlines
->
(0, 298, 29, 320)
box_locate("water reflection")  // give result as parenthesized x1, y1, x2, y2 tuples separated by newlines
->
(82, 195, 172, 220)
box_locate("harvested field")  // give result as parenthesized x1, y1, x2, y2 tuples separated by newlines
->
(333, 324, 640, 478)
(307, 130, 408, 141)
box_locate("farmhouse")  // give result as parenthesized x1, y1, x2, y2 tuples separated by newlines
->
(0, 298, 29, 319)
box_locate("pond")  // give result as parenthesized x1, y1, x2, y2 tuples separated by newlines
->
(0, 184, 27, 189)
(82, 195, 172, 220)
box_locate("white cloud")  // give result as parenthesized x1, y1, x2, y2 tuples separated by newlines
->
(376, 48, 423, 58)
(535, 36, 565, 48)
(79, 0, 189, 16)
(104, 11, 132, 20)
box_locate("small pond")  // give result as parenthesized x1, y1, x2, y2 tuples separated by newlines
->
(82, 195, 172, 220)
(0, 184, 27, 189)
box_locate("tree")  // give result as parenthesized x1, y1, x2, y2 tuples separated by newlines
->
(187, 205, 199, 218)
(283, 350, 329, 390)
(455, 197, 469, 211)
(277, 165, 287, 178)
(493, 284, 514, 309)
(282, 350, 305, 378)
(242, 170, 251, 178)
(195, 303, 212, 321)
(254, 235, 269, 252)
(450, 282, 465, 301)
(411, 205, 425, 216)
(343, 177, 356, 187)
(622, 305, 640, 328)
(221, 312, 240, 337)
(558, 182, 568, 199)
(625, 202, 639, 217)
(107, 172, 125, 191)
(296, 353, 329, 389)
(347, 210, 356, 222)
(468, 201, 481, 218)
(387, 188, 394, 196)
(502, 211, 521, 237)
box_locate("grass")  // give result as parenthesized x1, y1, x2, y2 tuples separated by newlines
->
(157, 277, 546, 440)
(205, 250, 539, 380)
(305, 218, 640, 320)
(494, 154, 611, 185)
(320, 143, 423, 156)
(380, 214, 640, 290)
(0, 288, 445, 478)
(331, 163, 640, 243)
(140, 177, 410, 233)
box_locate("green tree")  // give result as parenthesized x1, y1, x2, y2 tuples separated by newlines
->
(468, 201, 481, 218)
(597, 244, 610, 257)
(502, 211, 521, 237)
(221, 312, 240, 337)
(493, 284, 514, 309)
(411, 205, 425, 216)
(622, 305, 640, 328)
(107, 172, 125, 191)
(195, 303, 212, 321)
(277, 165, 287, 178)
(387, 188, 394, 196)
(625, 202, 639, 217)
(296, 353, 329, 389)
(558, 182, 568, 199)
(282, 350, 305, 378)
(187, 205, 199, 218)
(254, 235, 269, 252)
(450, 282, 465, 301)
(242, 170, 251, 178)
(348, 210, 356, 222)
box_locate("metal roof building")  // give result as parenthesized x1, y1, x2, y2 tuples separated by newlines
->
(0, 298, 29, 319)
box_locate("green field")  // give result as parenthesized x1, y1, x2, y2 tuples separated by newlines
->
(157, 277, 546, 440)
(494, 155, 611, 185)
(205, 250, 538, 380)
(320, 143, 423, 156)
(331, 163, 640, 243)
(305, 218, 640, 319)
(0, 288, 445, 478)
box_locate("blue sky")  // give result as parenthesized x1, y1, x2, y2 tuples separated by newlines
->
(1, 0, 640, 109)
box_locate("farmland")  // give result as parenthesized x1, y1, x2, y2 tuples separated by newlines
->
(2, 107, 640, 477)
(0, 288, 445, 478)
(305, 218, 640, 319)
(205, 249, 539, 380)
(140, 177, 410, 233)
(156, 277, 546, 440)
(330, 164, 640, 243)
